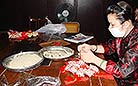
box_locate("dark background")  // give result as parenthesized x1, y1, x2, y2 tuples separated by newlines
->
(0, 0, 137, 43)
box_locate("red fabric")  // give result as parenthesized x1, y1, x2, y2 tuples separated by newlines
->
(95, 72, 114, 80)
(64, 74, 89, 85)
(53, 41, 61, 46)
(8, 30, 38, 41)
(60, 59, 99, 85)
(134, 84, 138, 86)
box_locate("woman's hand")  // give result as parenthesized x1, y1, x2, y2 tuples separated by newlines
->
(80, 50, 98, 63)
(77, 43, 97, 53)
(80, 50, 107, 70)
(78, 44, 105, 54)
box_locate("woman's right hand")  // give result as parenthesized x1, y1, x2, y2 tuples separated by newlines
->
(77, 43, 97, 53)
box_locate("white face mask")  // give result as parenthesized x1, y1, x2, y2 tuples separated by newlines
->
(108, 25, 125, 37)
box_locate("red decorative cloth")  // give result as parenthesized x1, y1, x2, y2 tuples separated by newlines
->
(94, 72, 114, 80)
(7, 30, 38, 40)
(60, 59, 99, 85)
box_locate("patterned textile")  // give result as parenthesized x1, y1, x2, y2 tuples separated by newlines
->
(102, 26, 138, 86)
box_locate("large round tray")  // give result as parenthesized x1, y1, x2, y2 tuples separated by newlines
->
(2, 51, 44, 72)
(39, 46, 74, 60)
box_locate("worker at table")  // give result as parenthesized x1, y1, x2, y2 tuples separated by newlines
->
(78, 1, 138, 86)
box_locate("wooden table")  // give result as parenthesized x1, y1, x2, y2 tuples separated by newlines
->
(0, 36, 117, 86)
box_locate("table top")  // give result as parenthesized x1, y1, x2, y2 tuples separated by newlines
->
(0, 35, 117, 86)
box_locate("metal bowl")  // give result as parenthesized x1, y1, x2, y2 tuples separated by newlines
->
(2, 51, 44, 72)
(39, 46, 74, 60)
(26, 76, 61, 86)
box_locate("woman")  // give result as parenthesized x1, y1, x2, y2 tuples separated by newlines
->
(78, 1, 138, 86)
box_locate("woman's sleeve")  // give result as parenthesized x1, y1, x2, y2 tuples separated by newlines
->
(105, 44, 138, 78)
(101, 39, 116, 55)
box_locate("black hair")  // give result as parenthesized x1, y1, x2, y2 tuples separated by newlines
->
(106, 1, 135, 23)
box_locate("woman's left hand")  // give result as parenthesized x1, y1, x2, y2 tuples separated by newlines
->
(80, 50, 97, 63)
(80, 49, 107, 70)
